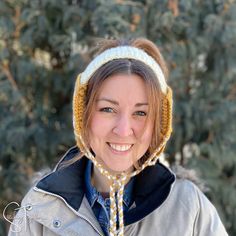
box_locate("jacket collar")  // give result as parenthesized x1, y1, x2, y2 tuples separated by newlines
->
(36, 146, 175, 225)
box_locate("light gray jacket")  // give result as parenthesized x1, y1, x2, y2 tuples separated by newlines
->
(8, 147, 228, 236)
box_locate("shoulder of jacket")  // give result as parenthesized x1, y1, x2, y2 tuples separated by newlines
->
(21, 186, 64, 208)
(138, 179, 206, 228)
(170, 178, 205, 211)
(173, 178, 201, 196)
(171, 164, 208, 192)
(15, 187, 82, 233)
(170, 176, 216, 216)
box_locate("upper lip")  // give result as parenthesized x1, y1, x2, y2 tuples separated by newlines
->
(107, 142, 133, 145)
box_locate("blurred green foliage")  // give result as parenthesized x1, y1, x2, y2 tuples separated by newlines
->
(0, 0, 236, 235)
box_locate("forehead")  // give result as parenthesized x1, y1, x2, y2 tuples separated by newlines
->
(96, 73, 148, 103)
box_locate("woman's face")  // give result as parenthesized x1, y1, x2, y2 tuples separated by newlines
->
(88, 73, 153, 173)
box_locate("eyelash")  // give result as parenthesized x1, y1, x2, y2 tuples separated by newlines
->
(99, 107, 114, 113)
(99, 107, 147, 116)
(134, 111, 147, 116)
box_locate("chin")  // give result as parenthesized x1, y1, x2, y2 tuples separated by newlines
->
(105, 162, 134, 174)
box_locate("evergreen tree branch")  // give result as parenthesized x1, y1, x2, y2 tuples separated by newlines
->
(1, 61, 32, 118)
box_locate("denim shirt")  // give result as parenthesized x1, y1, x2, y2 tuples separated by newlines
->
(84, 160, 134, 236)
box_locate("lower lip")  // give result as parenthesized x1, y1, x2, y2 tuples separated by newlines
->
(107, 143, 132, 155)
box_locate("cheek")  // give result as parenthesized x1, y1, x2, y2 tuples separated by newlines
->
(89, 114, 110, 139)
(89, 119, 100, 141)
(141, 123, 153, 146)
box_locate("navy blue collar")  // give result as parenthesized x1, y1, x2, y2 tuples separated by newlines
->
(84, 160, 134, 208)
(36, 146, 175, 225)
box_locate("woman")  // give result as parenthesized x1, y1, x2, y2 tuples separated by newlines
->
(8, 38, 228, 236)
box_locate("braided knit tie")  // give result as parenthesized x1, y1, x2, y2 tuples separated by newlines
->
(109, 176, 127, 236)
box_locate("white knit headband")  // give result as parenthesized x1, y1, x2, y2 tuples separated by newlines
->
(80, 46, 168, 94)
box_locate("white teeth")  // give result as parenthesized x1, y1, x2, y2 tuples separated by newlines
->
(109, 143, 132, 152)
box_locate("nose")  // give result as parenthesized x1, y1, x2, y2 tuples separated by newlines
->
(112, 114, 134, 137)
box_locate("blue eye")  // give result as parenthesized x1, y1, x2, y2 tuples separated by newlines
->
(99, 107, 114, 113)
(134, 111, 147, 116)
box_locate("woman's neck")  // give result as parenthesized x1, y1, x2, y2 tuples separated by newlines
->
(91, 164, 134, 193)
(91, 165, 111, 193)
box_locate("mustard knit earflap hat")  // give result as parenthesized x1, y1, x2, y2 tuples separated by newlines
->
(73, 45, 173, 236)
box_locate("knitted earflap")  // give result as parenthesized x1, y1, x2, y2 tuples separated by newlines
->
(73, 74, 87, 153)
(72, 46, 173, 236)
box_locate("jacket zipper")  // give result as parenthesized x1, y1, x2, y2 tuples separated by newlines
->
(33, 186, 104, 236)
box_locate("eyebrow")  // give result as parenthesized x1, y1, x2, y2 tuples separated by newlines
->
(96, 98, 148, 107)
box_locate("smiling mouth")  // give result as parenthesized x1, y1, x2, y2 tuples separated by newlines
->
(107, 143, 133, 152)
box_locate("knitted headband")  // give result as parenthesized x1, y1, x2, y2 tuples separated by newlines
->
(80, 46, 168, 93)
(73, 46, 173, 236)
